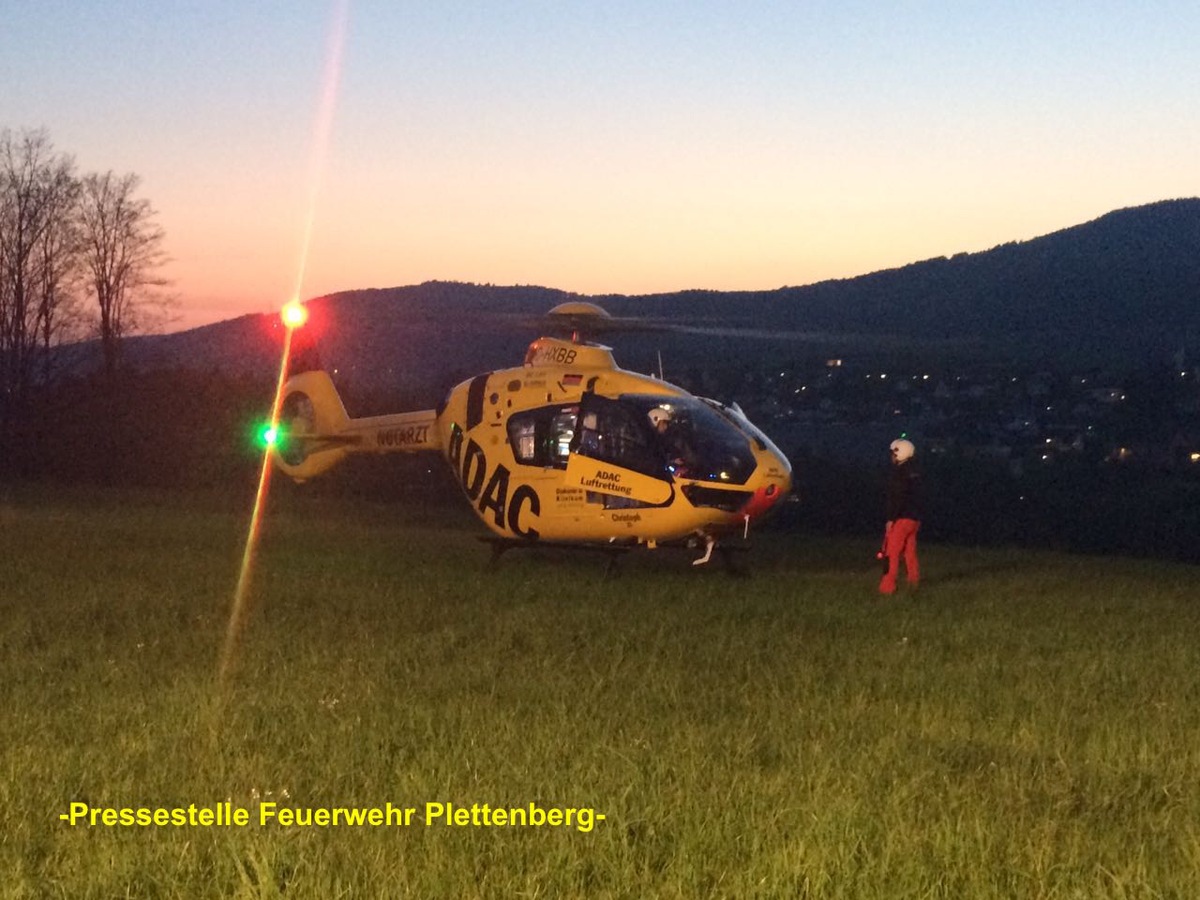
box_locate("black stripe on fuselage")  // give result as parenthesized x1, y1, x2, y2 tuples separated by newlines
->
(466, 373, 489, 430)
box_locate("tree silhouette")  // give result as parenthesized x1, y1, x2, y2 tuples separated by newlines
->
(78, 170, 171, 375)
(0, 128, 82, 424)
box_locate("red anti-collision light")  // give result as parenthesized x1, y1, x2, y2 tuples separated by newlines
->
(281, 300, 309, 330)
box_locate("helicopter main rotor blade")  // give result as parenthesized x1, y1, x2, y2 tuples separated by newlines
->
(463, 303, 975, 352)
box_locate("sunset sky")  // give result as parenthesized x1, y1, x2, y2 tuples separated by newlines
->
(4, 2, 1198, 332)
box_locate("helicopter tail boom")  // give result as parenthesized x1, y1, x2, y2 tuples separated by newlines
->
(272, 370, 440, 482)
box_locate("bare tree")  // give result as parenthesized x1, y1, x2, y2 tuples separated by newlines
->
(0, 128, 81, 407)
(32, 156, 83, 385)
(78, 170, 170, 375)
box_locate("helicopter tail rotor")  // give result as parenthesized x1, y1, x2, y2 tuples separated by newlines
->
(273, 370, 354, 481)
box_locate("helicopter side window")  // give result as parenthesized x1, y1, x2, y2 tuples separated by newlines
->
(512, 420, 537, 461)
(549, 409, 578, 463)
(507, 406, 578, 469)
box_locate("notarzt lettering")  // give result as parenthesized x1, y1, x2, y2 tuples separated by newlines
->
(376, 425, 430, 448)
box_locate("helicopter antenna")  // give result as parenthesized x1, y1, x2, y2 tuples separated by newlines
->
(657, 349, 665, 380)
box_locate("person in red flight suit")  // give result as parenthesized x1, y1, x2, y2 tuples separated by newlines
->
(879, 438, 922, 595)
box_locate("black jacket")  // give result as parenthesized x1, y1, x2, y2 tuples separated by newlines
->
(885, 461, 923, 521)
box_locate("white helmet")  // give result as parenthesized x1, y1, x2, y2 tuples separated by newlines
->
(890, 438, 915, 462)
(648, 407, 671, 428)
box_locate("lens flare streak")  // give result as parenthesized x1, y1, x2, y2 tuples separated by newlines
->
(292, 0, 350, 304)
(220, 1, 350, 686)
(219, 326, 296, 684)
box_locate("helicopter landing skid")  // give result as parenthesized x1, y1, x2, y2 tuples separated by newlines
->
(691, 534, 717, 566)
(683, 534, 751, 577)
(476, 535, 749, 577)
(478, 536, 632, 575)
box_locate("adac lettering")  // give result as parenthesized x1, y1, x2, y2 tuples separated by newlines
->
(578, 468, 633, 495)
(448, 424, 540, 538)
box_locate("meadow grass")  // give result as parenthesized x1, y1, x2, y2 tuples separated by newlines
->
(2, 483, 1199, 898)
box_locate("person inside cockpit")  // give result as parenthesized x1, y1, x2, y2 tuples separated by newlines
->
(648, 406, 694, 477)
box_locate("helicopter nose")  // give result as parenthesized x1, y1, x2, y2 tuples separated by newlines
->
(740, 478, 789, 521)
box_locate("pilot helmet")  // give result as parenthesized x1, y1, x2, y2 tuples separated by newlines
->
(648, 407, 671, 428)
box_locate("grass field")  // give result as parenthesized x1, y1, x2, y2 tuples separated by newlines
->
(2, 483, 1199, 898)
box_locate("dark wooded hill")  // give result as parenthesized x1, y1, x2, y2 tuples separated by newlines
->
(114, 197, 1199, 405)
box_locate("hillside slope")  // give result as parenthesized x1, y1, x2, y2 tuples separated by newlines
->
(118, 198, 1200, 399)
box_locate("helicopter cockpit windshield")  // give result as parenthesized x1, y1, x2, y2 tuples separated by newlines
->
(578, 394, 757, 485)
(505, 394, 758, 485)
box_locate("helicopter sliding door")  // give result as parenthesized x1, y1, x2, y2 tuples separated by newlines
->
(503, 396, 677, 511)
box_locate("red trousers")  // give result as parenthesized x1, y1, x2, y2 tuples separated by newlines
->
(879, 518, 920, 594)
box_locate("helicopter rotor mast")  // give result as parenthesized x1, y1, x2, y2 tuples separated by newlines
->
(541, 300, 613, 345)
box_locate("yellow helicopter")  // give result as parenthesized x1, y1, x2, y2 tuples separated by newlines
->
(270, 301, 793, 565)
